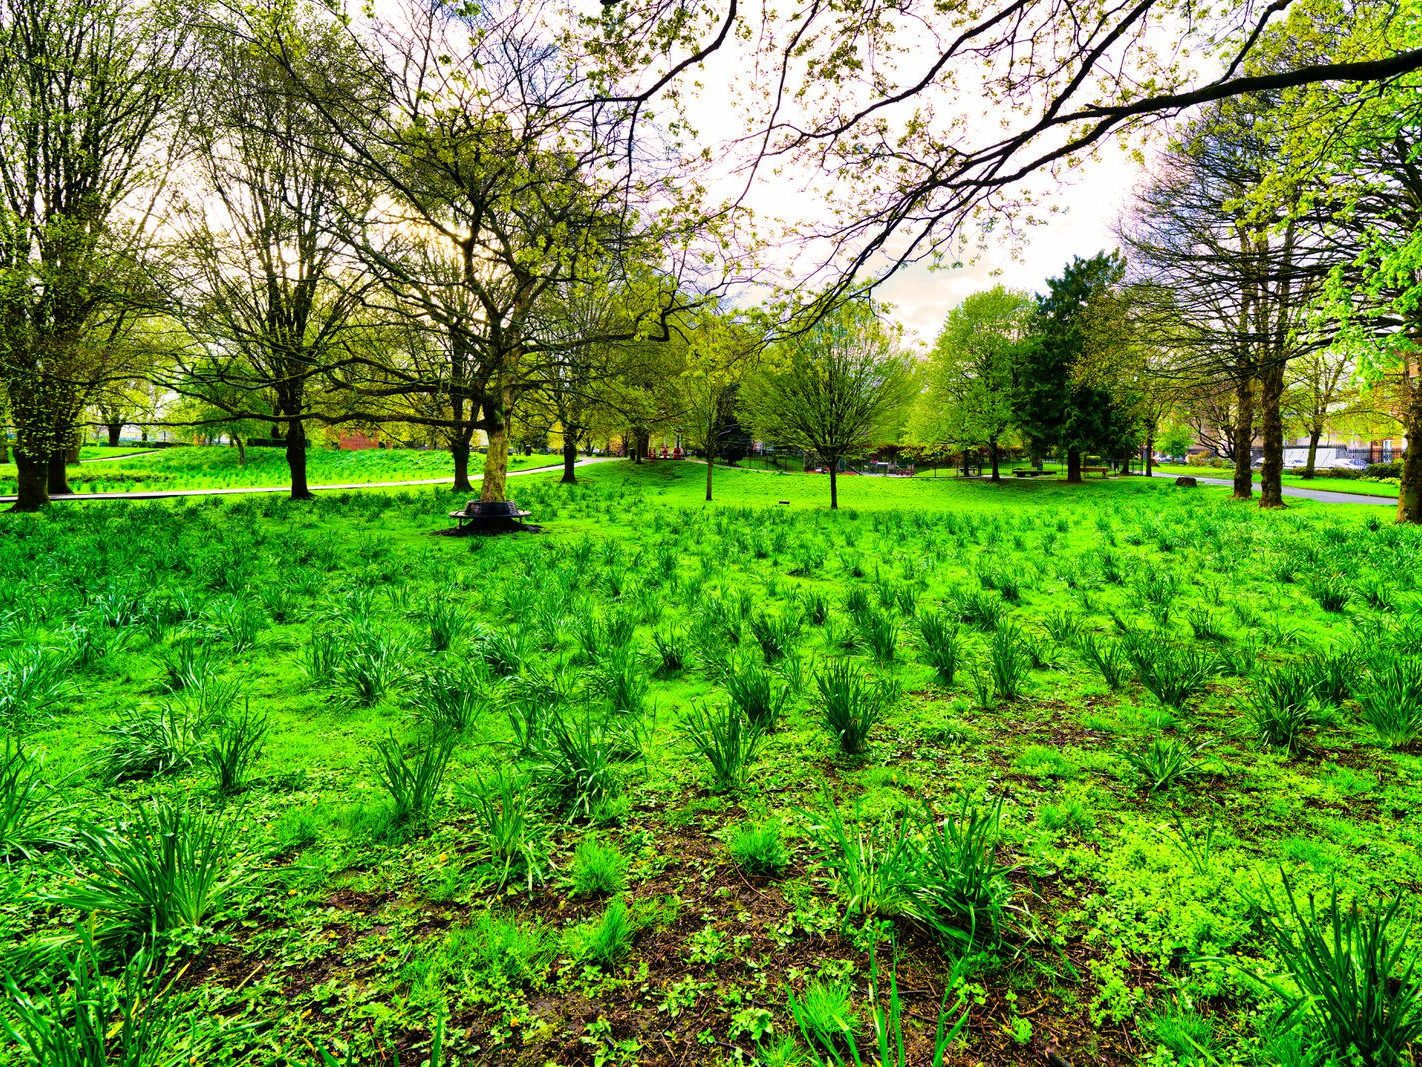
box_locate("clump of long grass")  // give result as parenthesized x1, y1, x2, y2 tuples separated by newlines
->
(371, 731, 456, 832)
(49, 798, 242, 946)
(682, 702, 766, 791)
(0, 741, 54, 860)
(915, 611, 960, 686)
(1355, 656, 1422, 750)
(817, 662, 897, 755)
(1262, 879, 1422, 1064)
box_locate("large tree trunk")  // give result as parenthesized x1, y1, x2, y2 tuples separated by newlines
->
(1398, 370, 1422, 524)
(1231, 376, 1255, 500)
(1303, 427, 1322, 479)
(561, 436, 578, 484)
(287, 417, 312, 501)
(47, 449, 72, 495)
(106, 421, 122, 447)
(235, 436, 247, 467)
(450, 437, 474, 494)
(705, 450, 714, 501)
(480, 387, 513, 503)
(1258, 361, 1286, 510)
(0, 435, 8, 464)
(829, 461, 839, 510)
(989, 437, 1000, 482)
(636, 430, 651, 464)
(1145, 430, 1154, 477)
(1066, 449, 1082, 484)
(9, 451, 49, 512)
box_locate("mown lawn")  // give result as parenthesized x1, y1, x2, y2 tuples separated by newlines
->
(0, 445, 554, 495)
(1150, 462, 1400, 499)
(2, 461, 1420, 1066)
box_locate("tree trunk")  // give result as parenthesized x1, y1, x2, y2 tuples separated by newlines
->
(636, 430, 651, 464)
(1231, 375, 1255, 500)
(106, 421, 122, 447)
(0, 435, 8, 464)
(1398, 372, 1422, 524)
(1258, 361, 1286, 510)
(235, 436, 247, 467)
(561, 436, 578, 484)
(9, 452, 49, 511)
(705, 450, 714, 501)
(481, 388, 512, 503)
(1145, 431, 1154, 477)
(1066, 449, 1082, 484)
(451, 438, 474, 494)
(829, 462, 839, 510)
(287, 417, 312, 500)
(47, 449, 72, 495)
(1303, 427, 1322, 479)
(989, 438, 1000, 482)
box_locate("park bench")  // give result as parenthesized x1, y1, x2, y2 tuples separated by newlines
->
(1082, 466, 1111, 478)
(1011, 468, 1053, 478)
(448, 499, 533, 531)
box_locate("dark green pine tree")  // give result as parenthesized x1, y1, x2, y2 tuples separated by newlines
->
(1015, 252, 1140, 483)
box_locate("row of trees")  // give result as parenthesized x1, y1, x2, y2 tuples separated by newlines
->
(0, 0, 729, 511)
(909, 257, 1142, 482)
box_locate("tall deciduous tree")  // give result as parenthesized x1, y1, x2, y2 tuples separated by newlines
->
(172, 13, 375, 501)
(0, 0, 189, 510)
(1015, 253, 1139, 483)
(743, 300, 912, 509)
(912, 286, 1030, 481)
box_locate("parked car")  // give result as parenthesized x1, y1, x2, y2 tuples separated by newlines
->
(1316, 457, 1367, 471)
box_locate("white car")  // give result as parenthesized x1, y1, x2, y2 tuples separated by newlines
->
(1316, 457, 1367, 471)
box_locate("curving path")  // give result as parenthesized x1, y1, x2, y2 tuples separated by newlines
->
(1146, 471, 1393, 506)
(0, 457, 616, 504)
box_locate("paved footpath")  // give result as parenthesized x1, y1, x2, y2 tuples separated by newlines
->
(1147, 472, 1393, 506)
(0, 457, 614, 504)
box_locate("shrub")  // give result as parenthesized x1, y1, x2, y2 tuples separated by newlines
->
(725, 658, 790, 730)
(726, 820, 790, 875)
(461, 770, 548, 891)
(682, 702, 765, 791)
(916, 610, 960, 686)
(1263, 880, 1422, 1065)
(817, 662, 895, 755)
(570, 837, 627, 897)
(571, 898, 636, 968)
(50, 798, 241, 945)
(202, 701, 268, 796)
(1122, 736, 1207, 792)
(371, 731, 456, 832)
(1356, 658, 1422, 750)
(0, 741, 52, 860)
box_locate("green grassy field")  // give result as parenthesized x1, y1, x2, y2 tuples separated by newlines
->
(1151, 462, 1401, 499)
(2, 461, 1420, 1066)
(0, 446, 553, 495)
